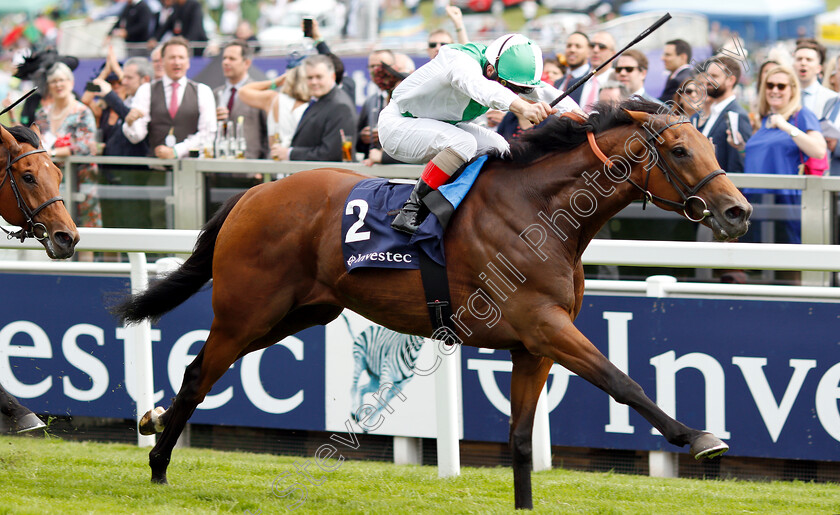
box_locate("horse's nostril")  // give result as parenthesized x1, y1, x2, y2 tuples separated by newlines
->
(725, 206, 745, 222)
(54, 231, 74, 248)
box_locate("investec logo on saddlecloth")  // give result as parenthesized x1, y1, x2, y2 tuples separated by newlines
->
(346, 251, 413, 267)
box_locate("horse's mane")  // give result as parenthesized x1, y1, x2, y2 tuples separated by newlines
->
(3, 125, 41, 148)
(487, 98, 666, 165)
(3, 124, 41, 149)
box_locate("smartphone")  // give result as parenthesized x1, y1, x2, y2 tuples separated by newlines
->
(303, 18, 313, 38)
(84, 81, 101, 93)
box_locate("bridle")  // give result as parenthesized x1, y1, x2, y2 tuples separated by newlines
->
(0, 147, 64, 242)
(586, 117, 726, 223)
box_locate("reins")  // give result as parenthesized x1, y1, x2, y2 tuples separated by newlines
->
(583, 116, 725, 222)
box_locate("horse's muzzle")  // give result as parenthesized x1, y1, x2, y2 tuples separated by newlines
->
(708, 200, 752, 241)
(43, 229, 78, 259)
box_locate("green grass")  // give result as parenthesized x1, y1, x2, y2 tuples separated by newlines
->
(1, 435, 839, 514)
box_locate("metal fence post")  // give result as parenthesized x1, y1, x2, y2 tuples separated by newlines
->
(172, 158, 202, 229)
(434, 341, 461, 478)
(646, 275, 678, 478)
(801, 176, 831, 286)
(128, 252, 156, 447)
(531, 385, 552, 471)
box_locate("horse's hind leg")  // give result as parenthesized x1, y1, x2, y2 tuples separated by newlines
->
(509, 348, 553, 510)
(0, 384, 44, 433)
(145, 305, 343, 484)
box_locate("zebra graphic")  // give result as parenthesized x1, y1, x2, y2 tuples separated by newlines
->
(342, 314, 425, 425)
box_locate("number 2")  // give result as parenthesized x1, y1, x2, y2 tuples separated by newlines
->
(345, 199, 371, 243)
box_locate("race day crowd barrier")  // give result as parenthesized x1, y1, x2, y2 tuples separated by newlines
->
(0, 228, 839, 477)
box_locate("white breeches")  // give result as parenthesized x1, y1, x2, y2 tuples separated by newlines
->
(378, 102, 510, 164)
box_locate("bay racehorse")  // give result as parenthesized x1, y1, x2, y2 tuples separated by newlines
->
(114, 100, 751, 509)
(0, 123, 79, 432)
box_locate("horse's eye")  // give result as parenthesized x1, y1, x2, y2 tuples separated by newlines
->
(672, 147, 688, 158)
(22, 174, 35, 184)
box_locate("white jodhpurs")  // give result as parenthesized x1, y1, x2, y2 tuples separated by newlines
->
(378, 102, 510, 164)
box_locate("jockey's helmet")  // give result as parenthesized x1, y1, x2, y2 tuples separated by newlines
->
(484, 34, 543, 88)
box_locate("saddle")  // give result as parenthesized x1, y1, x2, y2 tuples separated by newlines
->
(342, 156, 490, 340)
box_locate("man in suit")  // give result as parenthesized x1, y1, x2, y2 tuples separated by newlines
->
(150, 0, 208, 55)
(696, 56, 752, 173)
(554, 32, 591, 105)
(575, 31, 615, 112)
(214, 40, 268, 159)
(123, 36, 217, 158)
(356, 49, 396, 159)
(795, 38, 837, 118)
(109, 0, 153, 56)
(659, 39, 692, 102)
(97, 56, 153, 157)
(615, 50, 661, 105)
(273, 55, 357, 162)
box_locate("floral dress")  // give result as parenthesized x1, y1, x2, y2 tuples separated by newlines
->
(34, 101, 102, 228)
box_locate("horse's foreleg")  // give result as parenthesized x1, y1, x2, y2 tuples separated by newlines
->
(521, 309, 727, 458)
(509, 348, 553, 510)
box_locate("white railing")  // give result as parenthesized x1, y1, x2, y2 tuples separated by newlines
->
(2, 228, 839, 475)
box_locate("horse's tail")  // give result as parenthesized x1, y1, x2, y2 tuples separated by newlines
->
(111, 192, 247, 324)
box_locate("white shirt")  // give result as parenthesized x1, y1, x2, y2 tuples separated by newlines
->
(123, 75, 217, 158)
(558, 63, 590, 92)
(701, 94, 736, 137)
(219, 76, 248, 111)
(801, 81, 838, 119)
(391, 45, 579, 124)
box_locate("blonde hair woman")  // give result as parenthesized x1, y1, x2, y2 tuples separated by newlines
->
(34, 63, 102, 222)
(728, 65, 826, 245)
(238, 66, 309, 160)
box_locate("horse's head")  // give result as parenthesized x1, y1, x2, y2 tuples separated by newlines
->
(624, 110, 751, 241)
(0, 124, 78, 259)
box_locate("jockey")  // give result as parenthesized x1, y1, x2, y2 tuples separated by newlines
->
(379, 33, 582, 234)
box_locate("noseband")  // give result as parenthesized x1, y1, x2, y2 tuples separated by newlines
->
(587, 118, 725, 222)
(0, 148, 65, 242)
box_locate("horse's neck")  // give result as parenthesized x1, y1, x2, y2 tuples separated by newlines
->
(485, 140, 640, 257)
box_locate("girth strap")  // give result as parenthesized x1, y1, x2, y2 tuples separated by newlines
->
(418, 251, 457, 340)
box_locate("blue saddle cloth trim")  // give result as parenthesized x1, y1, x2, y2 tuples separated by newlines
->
(342, 179, 446, 271)
(438, 155, 488, 210)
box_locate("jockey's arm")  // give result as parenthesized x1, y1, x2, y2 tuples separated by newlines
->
(523, 82, 582, 116)
(447, 51, 520, 112)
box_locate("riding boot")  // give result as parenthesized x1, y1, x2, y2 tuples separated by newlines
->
(391, 179, 434, 235)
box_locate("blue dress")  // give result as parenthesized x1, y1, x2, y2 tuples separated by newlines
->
(742, 108, 821, 244)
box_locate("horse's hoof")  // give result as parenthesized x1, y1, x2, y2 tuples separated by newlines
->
(13, 413, 46, 433)
(139, 406, 166, 435)
(151, 474, 168, 485)
(690, 432, 729, 460)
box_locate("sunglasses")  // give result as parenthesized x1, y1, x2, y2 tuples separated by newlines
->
(428, 42, 448, 49)
(590, 42, 610, 50)
(765, 82, 789, 91)
(615, 66, 638, 73)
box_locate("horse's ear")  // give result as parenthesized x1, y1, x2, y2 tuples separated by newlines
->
(29, 122, 41, 139)
(623, 109, 653, 125)
(0, 125, 21, 155)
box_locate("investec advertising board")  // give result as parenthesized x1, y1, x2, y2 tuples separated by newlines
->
(1, 273, 838, 461)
